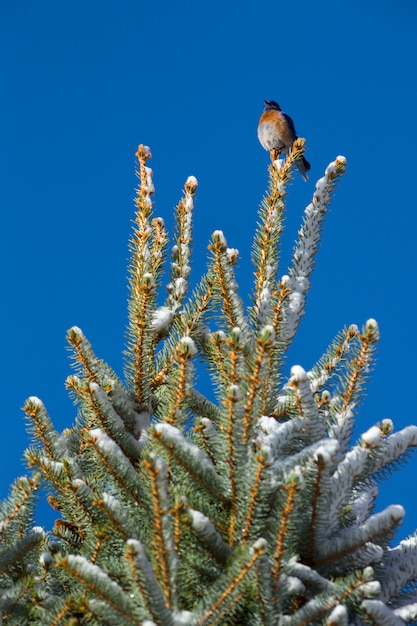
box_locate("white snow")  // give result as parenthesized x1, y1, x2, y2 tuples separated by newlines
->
(387, 504, 405, 522)
(188, 509, 207, 530)
(173, 611, 194, 625)
(126, 538, 141, 554)
(361, 426, 382, 447)
(69, 325, 84, 338)
(72, 479, 92, 493)
(140, 145, 151, 158)
(40, 457, 65, 475)
(259, 324, 275, 343)
(314, 439, 339, 465)
(226, 247, 239, 263)
(290, 365, 307, 382)
(153, 423, 218, 475)
(144, 166, 155, 195)
(143, 272, 155, 289)
(152, 306, 174, 334)
(227, 384, 242, 401)
(179, 335, 197, 357)
(27, 396, 44, 407)
(212, 230, 227, 247)
(39, 551, 53, 567)
(174, 277, 188, 296)
(327, 605, 348, 626)
(365, 318, 380, 341)
(381, 418, 394, 434)
(185, 197, 194, 211)
(273, 157, 285, 170)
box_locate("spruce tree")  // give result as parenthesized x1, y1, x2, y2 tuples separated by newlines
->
(2, 141, 417, 625)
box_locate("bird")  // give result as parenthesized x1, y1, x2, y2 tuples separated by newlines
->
(258, 99, 311, 181)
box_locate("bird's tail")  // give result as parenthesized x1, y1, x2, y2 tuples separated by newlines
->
(296, 156, 311, 182)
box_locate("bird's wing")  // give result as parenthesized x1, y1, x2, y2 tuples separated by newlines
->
(281, 112, 297, 139)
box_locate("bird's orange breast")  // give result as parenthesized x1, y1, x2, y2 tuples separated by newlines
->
(258, 110, 293, 145)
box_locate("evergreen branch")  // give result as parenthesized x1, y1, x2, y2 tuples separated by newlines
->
(0, 578, 37, 623)
(250, 145, 292, 329)
(56, 554, 142, 625)
(281, 568, 375, 626)
(199, 330, 230, 392)
(66, 327, 148, 441)
(241, 451, 268, 543)
(151, 178, 197, 346)
(317, 423, 390, 542)
(23, 396, 66, 461)
(209, 231, 251, 341)
(154, 270, 215, 389)
(341, 319, 379, 413)
(194, 538, 266, 625)
(192, 418, 220, 466)
(324, 320, 380, 461)
(378, 535, 417, 602)
(326, 604, 348, 625)
(273, 478, 299, 581)
(366, 423, 417, 477)
(350, 481, 378, 527)
(150, 216, 169, 287)
(171, 498, 187, 555)
(225, 383, 244, 544)
(0, 526, 44, 577)
(66, 325, 122, 387)
(315, 505, 405, 567)
(89, 529, 108, 565)
(125, 538, 174, 626)
(286, 558, 337, 594)
(150, 423, 230, 503)
(272, 277, 291, 334)
(47, 600, 74, 626)
(361, 599, 406, 626)
(93, 492, 142, 541)
(258, 280, 292, 416)
(164, 336, 197, 426)
(187, 507, 232, 564)
(287, 365, 326, 444)
(306, 454, 328, 564)
(107, 378, 152, 440)
(87, 382, 145, 458)
(393, 602, 417, 624)
(0, 474, 40, 538)
(308, 324, 360, 393)
(242, 326, 275, 444)
(141, 454, 178, 610)
(249, 139, 306, 334)
(254, 552, 276, 626)
(71, 479, 105, 528)
(83, 429, 142, 505)
(277, 156, 347, 350)
(25, 448, 73, 496)
(188, 390, 221, 424)
(256, 414, 304, 464)
(130, 271, 156, 404)
(165, 176, 198, 313)
(126, 145, 158, 404)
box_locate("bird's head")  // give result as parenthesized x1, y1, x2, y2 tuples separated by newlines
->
(263, 100, 281, 112)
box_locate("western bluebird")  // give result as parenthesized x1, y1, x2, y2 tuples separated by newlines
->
(258, 99, 311, 181)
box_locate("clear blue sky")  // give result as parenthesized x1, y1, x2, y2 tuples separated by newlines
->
(1, 0, 417, 538)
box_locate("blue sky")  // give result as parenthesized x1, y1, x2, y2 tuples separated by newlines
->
(1, 0, 417, 538)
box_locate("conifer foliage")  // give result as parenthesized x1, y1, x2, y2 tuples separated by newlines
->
(2, 142, 417, 625)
